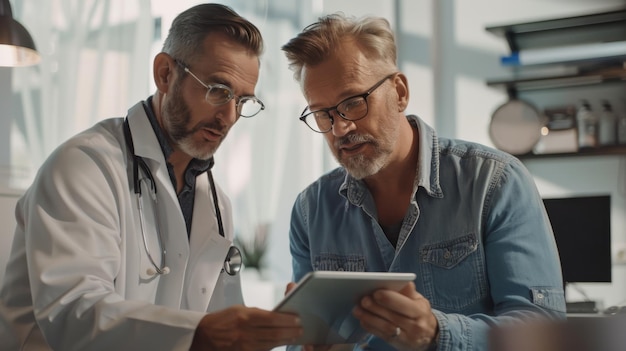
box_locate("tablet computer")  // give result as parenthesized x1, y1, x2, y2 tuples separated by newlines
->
(273, 271, 416, 345)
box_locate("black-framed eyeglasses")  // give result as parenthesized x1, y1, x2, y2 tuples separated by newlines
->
(174, 59, 265, 118)
(299, 73, 396, 133)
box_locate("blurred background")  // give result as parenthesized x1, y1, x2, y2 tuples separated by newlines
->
(1, 0, 625, 315)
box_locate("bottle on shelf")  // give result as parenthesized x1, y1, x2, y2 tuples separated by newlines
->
(576, 100, 598, 149)
(598, 100, 617, 146)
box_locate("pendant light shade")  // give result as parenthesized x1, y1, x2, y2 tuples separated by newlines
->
(0, 0, 40, 67)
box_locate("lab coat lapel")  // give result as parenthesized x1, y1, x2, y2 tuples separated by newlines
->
(126, 102, 189, 308)
(185, 173, 232, 311)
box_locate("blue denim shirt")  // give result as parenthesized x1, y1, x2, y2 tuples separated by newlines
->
(288, 115, 566, 351)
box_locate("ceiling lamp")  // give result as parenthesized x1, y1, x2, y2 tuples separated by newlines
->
(0, 0, 40, 67)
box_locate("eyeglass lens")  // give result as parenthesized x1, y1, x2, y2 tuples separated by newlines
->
(205, 86, 263, 118)
(300, 74, 394, 133)
(239, 99, 264, 117)
(308, 97, 368, 132)
(176, 59, 263, 117)
(205, 86, 233, 105)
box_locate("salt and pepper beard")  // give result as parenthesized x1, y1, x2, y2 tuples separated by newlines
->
(330, 97, 399, 180)
(161, 78, 227, 161)
(332, 133, 388, 180)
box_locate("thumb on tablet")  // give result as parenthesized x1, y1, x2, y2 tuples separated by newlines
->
(399, 282, 419, 298)
(284, 282, 297, 296)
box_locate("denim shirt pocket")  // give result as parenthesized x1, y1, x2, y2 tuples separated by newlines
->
(422, 234, 478, 268)
(314, 253, 366, 272)
(420, 233, 488, 311)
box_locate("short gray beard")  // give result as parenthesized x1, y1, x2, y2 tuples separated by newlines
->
(177, 136, 215, 160)
(161, 79, 222, 161)
(341, 152, 387, 180)
(333, 111, 398, 179)
(332, 133, 389, 180)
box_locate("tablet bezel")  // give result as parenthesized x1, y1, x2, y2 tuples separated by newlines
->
(273, 271, 416, 345)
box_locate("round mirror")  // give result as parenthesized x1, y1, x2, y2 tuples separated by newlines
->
(489, 99, 543, 155)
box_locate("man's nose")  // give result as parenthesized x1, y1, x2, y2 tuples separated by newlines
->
(216, 100, 239, 124)
(329, 110, 355, 136)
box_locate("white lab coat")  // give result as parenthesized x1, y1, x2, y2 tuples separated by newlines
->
(0, 101, 243, 351)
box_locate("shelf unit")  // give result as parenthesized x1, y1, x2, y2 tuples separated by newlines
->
(485, 8, 626, 159)
(486, 65, 626, 95)
(485, 8, 626, 52)
(486, 7, 626, 96)
(515, 145, 626, 160)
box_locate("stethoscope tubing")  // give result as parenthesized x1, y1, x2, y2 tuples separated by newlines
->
(124, 116, 170, 276)
(124, 107, 241, 277)
(137, 185, 168, 275)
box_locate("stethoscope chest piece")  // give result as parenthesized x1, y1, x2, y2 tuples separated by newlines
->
(224, 246, 242, 276)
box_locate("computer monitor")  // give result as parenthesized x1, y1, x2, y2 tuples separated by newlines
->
(542, 195, 612, 284)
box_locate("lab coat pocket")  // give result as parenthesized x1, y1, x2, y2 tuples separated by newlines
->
(206, 260, 244, 313)
(184, 234, 233, 312)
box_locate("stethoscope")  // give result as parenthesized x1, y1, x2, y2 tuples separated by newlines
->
(123, 109, 242, 277)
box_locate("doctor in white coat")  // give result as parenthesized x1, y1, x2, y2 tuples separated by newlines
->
(0, 4, 302, 351)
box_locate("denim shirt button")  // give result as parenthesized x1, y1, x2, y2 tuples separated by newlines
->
(443, 250, 451, 259)
(536, 292, 544, 299)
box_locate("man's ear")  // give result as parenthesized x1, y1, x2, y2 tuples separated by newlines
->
(394, 73, 410, 112)
(153, 52, 176, 94)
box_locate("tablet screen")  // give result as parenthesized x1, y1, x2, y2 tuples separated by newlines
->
(273, 271, 416, 345)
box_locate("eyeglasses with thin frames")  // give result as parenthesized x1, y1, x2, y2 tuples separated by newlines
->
(174, 59, 265, 118)
(299, 73, 397, 133)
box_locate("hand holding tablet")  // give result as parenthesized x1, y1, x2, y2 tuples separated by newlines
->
(273, 271, 416, 345)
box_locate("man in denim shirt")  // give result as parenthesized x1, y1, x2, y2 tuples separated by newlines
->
(281, 12, 566, 351)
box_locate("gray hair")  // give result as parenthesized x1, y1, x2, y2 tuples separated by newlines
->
(162, 3, 263, 64)
(282, 12, 397, 81)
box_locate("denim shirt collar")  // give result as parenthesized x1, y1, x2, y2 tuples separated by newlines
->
(339, 115, 444, 205)
(411, 115, 444, 198)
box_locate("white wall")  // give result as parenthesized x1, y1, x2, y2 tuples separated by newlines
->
(0, 187, 22, 286)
